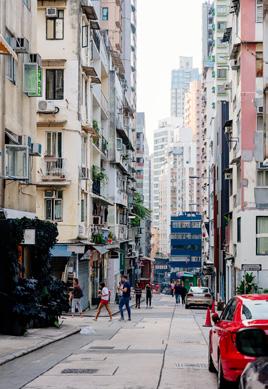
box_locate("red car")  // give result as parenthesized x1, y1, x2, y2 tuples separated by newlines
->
(208, 294, 268, 388)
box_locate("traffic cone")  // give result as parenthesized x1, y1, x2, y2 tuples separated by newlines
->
(211, 300, 216, 314)
(203, 307, 212, 327)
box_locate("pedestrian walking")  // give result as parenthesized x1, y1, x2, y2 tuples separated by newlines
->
(94, 282, 113, 321)
(145, 283, 152, 308)
(134, 282, 142, 308)
(71, 278, 83, 316)
(174, 280, 183, 304)
(119, 275, 131, 321)
(170, 280, 175, 297)
(181, 282, 188, 304)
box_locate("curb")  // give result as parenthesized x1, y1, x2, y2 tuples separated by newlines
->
(0, 326, 80, 367)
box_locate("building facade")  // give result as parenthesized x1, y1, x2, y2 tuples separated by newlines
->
(171, 56, 199, 119)
(170, 212, 202, 274)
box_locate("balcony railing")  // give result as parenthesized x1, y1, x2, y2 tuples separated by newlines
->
(92, 180, 101, 195)
(101, 136, 108, 157)
(93, 30, 100, 52)
(43, 157, 65, 178)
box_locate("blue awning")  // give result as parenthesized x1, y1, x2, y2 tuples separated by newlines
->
(50, 244, 72, 257)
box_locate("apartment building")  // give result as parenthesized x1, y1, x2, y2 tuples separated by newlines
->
(184, 79, 202, 212)
(136, 112, 151, 259)
(223, 0, 267, 299)
(171, 56, 199, 120)
(152, 117, 179, 227)
(158, 128, 196, 257)
(0, 0, 38, 218)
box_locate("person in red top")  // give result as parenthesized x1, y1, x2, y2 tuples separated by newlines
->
(94, 282, 112, 321)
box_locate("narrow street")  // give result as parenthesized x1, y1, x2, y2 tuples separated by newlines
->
(0, 295, 217, 389)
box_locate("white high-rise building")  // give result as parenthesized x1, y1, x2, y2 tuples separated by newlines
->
(159, 127, 196, 256)
(171, 56, 199, 119)
(152, 117, 181, 227)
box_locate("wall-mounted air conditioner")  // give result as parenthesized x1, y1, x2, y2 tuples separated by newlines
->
(46, 8, 58, 17)
(30, 143, 42, 157)
(230, 59, 240, 70)
(224, 172, 232, 180)
(38, 100, 56, 113)
(15, 38, 30, 54)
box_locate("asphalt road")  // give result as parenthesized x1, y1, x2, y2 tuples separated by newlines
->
(0, 295, 217, 389)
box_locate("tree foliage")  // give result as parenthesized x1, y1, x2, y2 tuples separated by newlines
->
(236, 272, 258, 295)
(131, 193, 151, 226)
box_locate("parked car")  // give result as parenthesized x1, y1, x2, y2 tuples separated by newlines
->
(236, 328, 268, 389)
(208, 294, 268, 389)
(185, 286, 213, 309)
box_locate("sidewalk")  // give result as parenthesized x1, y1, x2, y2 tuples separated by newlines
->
(0, 300, 138, 366)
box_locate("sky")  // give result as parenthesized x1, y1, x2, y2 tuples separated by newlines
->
(137, 0, 204, 153)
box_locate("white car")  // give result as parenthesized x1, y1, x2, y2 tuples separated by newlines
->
(185, 287, 213, 309)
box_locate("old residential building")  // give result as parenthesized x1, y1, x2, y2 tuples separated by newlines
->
(0, 0, 38, 219)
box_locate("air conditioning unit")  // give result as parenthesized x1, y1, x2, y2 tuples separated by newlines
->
(230, 59, 240, 70)
(30, 143, 42, 156)
(15, 38, 30, 54)
(93, 216, 101, 225)
(29, 53, 42, 66)
(18, 135, 32, 147)
(46, 8, 58, 17)
(80, 166, 89, 180)
(258, 161, 268, 170)
(132, 251, 138, 257)
(224, 172, 232, 180)
(256, 106, 264, 115)
(38, 100, 56, 113)
(116, 138, 123, 151)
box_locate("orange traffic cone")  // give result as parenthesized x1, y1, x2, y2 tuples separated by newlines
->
(211, 300, 216, 314)
(203, 307, 212, 327)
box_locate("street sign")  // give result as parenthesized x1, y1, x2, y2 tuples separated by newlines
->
(23, 229, 35, 245)
(241, 264, 262, 272)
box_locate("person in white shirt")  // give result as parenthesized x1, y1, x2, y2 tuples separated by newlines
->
(94, 282, 112, 321)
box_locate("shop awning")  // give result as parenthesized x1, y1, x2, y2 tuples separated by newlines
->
(92, 245, 109, 255)
(2, 208, 36, 219)
(0, 34, 18, 61)
(50, 244, 72, 257)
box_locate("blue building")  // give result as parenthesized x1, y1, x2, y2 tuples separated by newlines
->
(170, 212, 202, 273)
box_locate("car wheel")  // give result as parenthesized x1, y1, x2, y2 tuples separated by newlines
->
(217, 356, 231, 389)
(208, 342, 216, 373)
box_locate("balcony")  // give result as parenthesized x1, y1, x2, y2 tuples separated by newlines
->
(115, 190, 128, 207)
(38, 157, 70, 186)
(111, 224, 128, 242)
(93, 134, 108, 158)
(92, 179, 101, 195)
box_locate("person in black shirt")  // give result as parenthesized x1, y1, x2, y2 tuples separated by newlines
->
(174, 280, 183, 304)
(181, 282, 188, 304)
(134, 282, 142, 308)
(145, 284, 152, 308)
(71, 278, 83, 316)
(119, 275, 131, 321)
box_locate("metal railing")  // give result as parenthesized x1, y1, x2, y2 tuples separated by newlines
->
(44, 157, 64, 177)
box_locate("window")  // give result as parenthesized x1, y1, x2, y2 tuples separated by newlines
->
(257, 170, 268, 186)
(256, 216, 268, 255)
(45, 190, 63, 221)
(217, 68, 227, 79)
(221, 298, 237, 321)
(102, 7, 109, 20)
(216, 5, 227, 15)
(82, 25, 88, 47)
(256, 0, 263, 23)
(46, 10, 64, 40)
(5, 33, 16, 83)
(256, 50, 263, 77)
(217, 21, 227, 31)
(23, 0, 31, 10)
(237, 217, 241, 242)
(5, 145, 28, 179)
(81, 197, 87, 222)
(46, 69, 64, 100)
(46, 132, 62, 157)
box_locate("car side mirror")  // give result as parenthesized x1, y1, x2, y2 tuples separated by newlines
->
(236, 328, 267, 357)
(212, 313, 220, 324)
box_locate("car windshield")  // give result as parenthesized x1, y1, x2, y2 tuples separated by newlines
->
(189, 287, 209, 294)
(242, 300, 268, 320)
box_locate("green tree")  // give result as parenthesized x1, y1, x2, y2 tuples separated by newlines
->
(236, 272, 258, 294)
